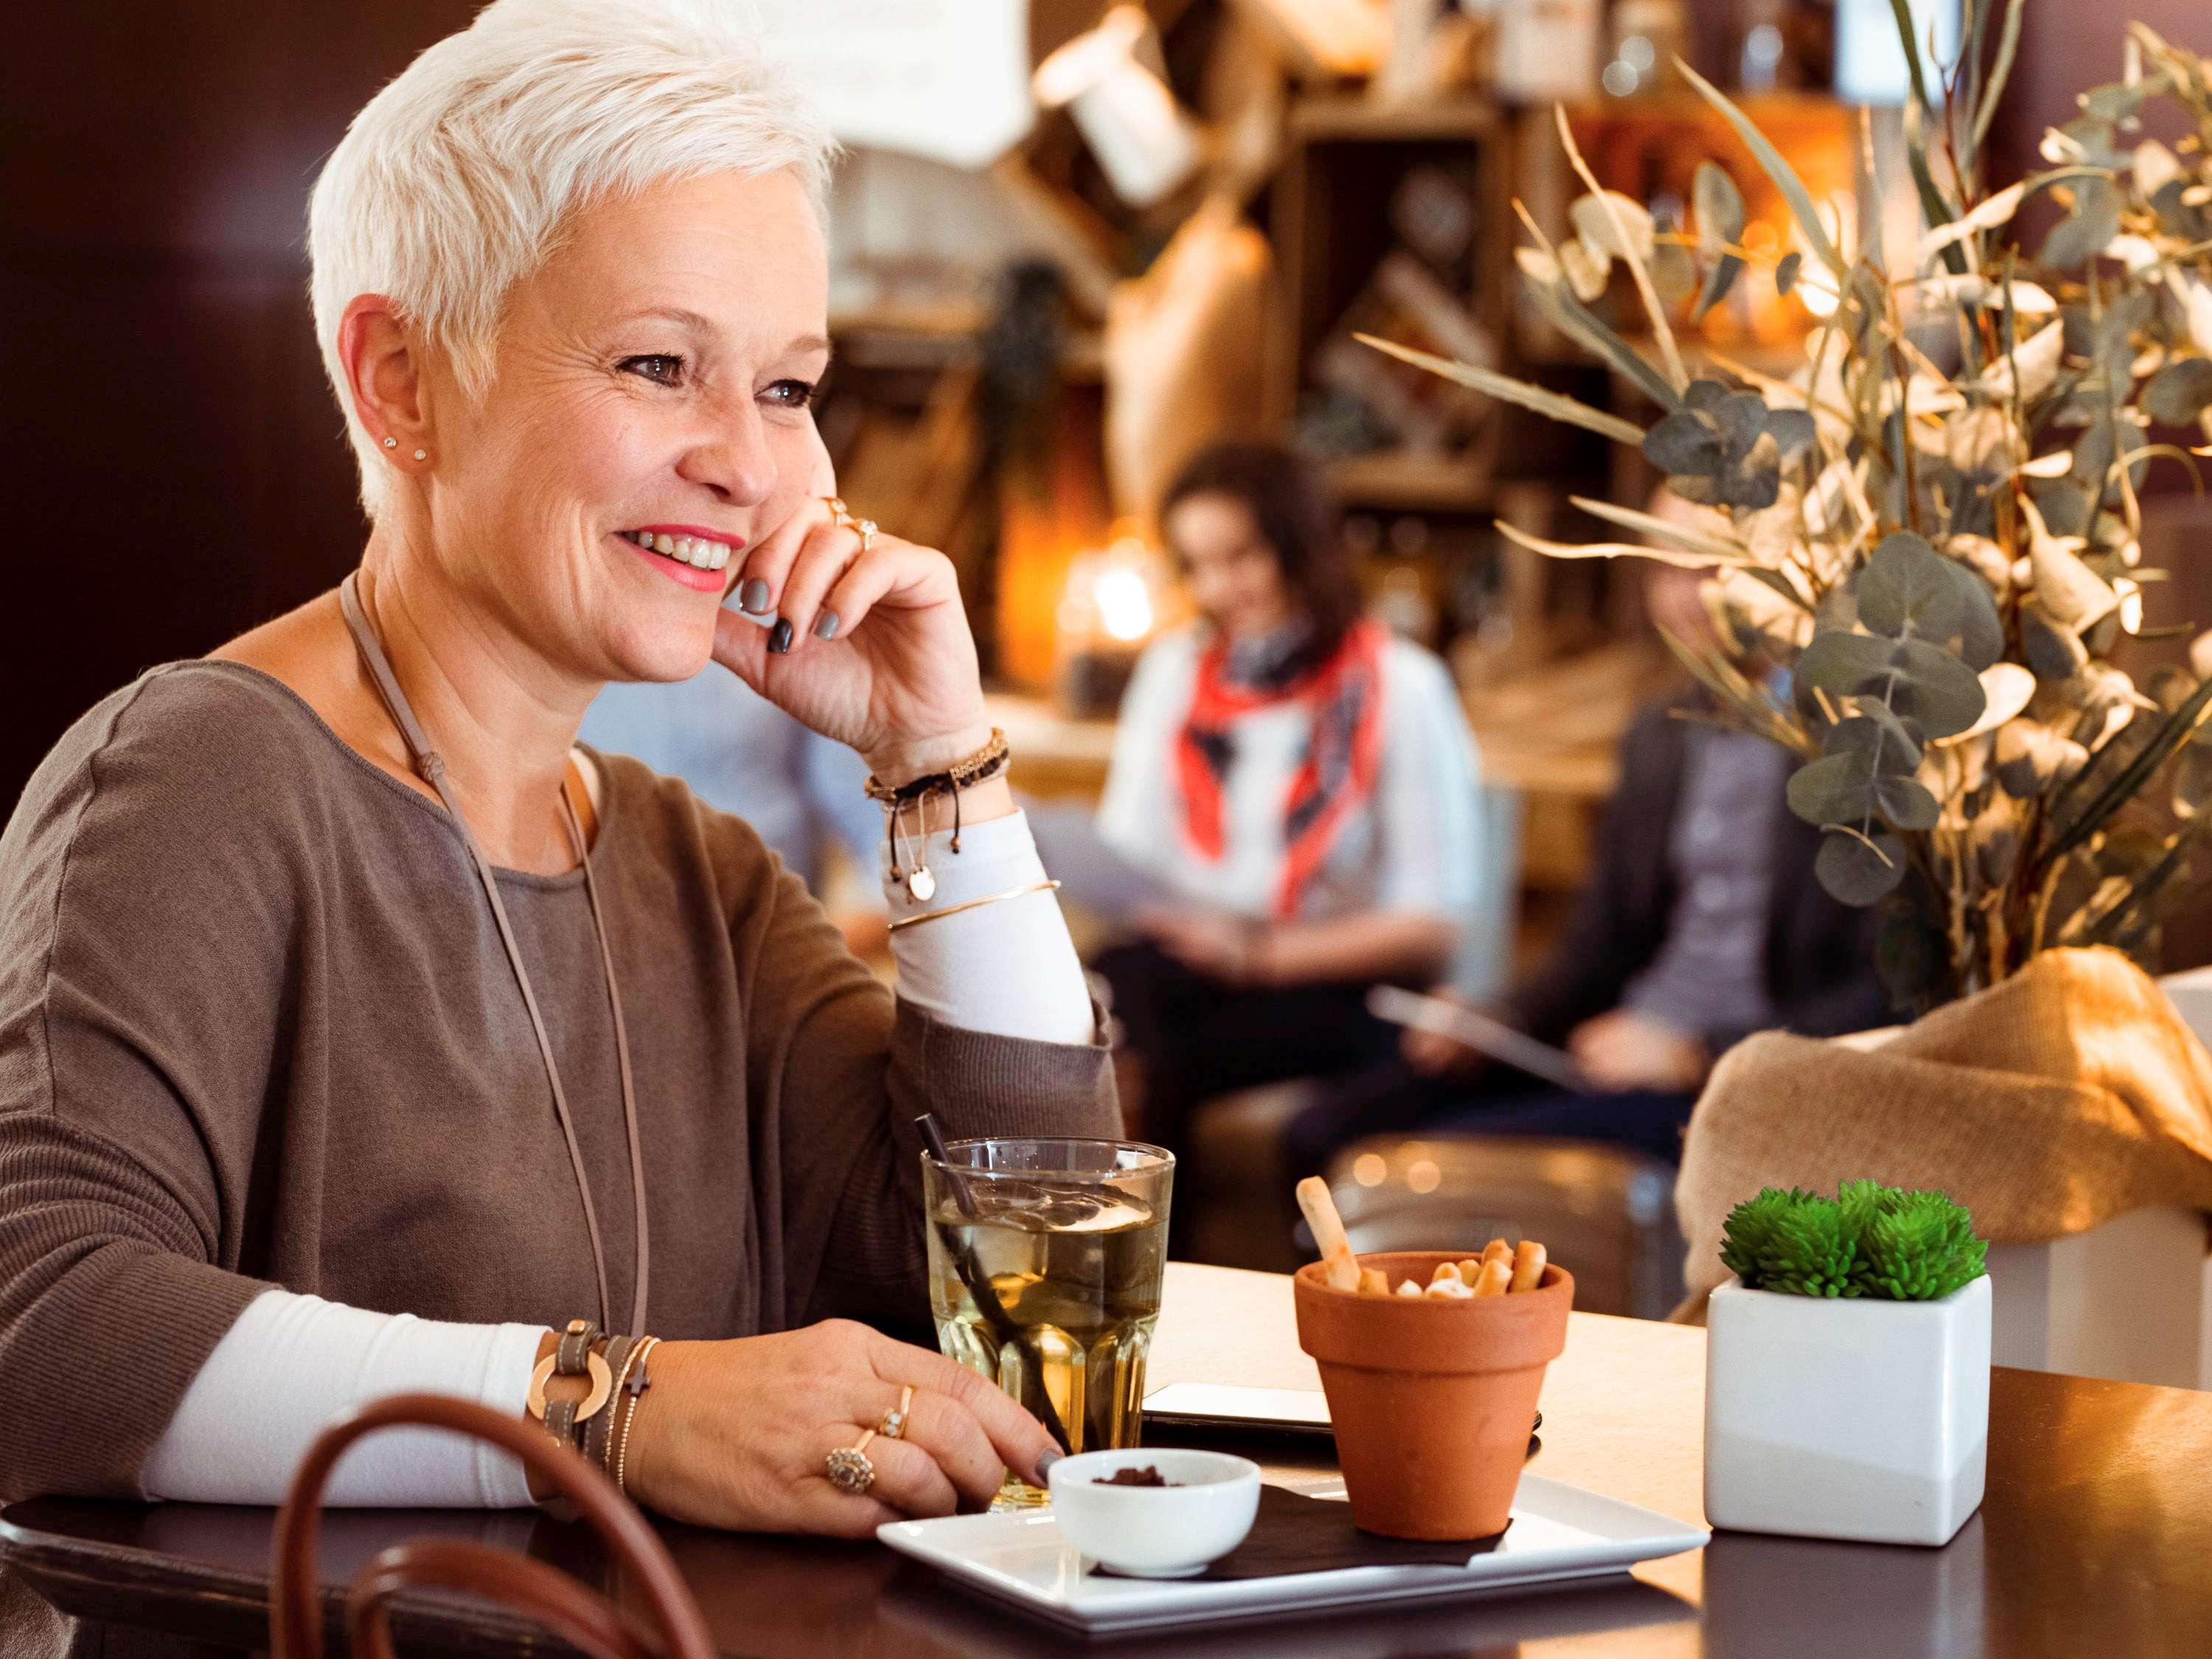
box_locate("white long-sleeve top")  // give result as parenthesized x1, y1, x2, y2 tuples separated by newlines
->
(139, 809, 1090, 1506)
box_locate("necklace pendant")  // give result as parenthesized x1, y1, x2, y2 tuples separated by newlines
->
(905, 865, 937, 902)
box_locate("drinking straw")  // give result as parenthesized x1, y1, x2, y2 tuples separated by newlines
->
(915, 1114, 1072, 1453)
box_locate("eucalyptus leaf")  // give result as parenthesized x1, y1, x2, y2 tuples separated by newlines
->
(2021, 601, 2091, 680)
(2143, 358, 2212, 425)
(1652, 241, 1700, 306)
(2040, 176, 2123, 271)
(1875, 776, 1943, 831)
(1694, 161, 1746, 252)
(1572, 190, 1656, 262)
(1886, 640, 1989, 740)
(1816, 829, 1907, 904)
(1788, 752, 1876, 825)
(1826, 711, 1924, 773)
(1854, 535, 2005, 669)
(2080, 73, 2171, 122)
(1694, 254, 1745, 322)
(1714, 391, 1770, 451)
(1767, 408, 1818, 463)
(1643, 409, 1725, 475)
(1856, 533, 1964, 641)
(1795, 630, 1899, 709)
(1775, 251, 1803, 296)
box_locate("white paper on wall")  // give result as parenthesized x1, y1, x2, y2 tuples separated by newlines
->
(754, 0, 1034, 170)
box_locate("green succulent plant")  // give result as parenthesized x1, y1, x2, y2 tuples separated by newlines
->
(1721, 1183, 1987, 1301)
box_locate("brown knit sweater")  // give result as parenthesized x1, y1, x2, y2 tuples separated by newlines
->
(0, 662, 1117, 1501)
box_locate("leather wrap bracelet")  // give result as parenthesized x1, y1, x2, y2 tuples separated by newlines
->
(862, 728, 1009, 805)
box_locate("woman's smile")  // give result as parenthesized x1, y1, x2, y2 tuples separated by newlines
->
(618, 524, 744, 591)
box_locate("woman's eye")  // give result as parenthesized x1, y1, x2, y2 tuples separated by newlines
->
(619, 355, 685, 387)
(763, 378, 817, 410)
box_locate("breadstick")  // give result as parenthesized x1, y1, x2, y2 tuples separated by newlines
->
(1481, 1239, 1512, 1273)
(1430, 1260, 1465, 1287)
(1510, 1239, 1548, 1294)
(1295, 1176, 1361, 1291)
(1472, 1257, 1512, 1297)
(1458, 1258, 1484, 1283)
(1357, 1266, 1391, 1297)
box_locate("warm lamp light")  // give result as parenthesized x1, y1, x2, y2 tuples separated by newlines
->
(1032, 6, 1201, 207)
(1093, 565, 1156, 642)
(1055, 524, 1175, 715)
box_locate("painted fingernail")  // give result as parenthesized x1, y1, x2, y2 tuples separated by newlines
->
(741, 578, 772, 614)
(813, 610, 840, 641)
(1032, 1447, 1062, 1484)
(768, 618, 794, 654)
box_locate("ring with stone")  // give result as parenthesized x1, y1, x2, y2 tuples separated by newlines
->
(824, 1435, 877, 1495)
(824, 495, 852, 527)
(854, 517, 877, 554)
(877, 1384, 914, 1441)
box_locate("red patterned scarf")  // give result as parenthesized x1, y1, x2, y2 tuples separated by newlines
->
(1177, 620, 1388, 919)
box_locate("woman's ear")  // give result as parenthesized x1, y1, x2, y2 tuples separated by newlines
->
(338, 294, 429, 467)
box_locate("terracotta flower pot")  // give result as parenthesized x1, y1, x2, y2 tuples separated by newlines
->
(1294, 1251, 1573, 1540)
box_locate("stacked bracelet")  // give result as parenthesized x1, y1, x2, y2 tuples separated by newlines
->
(526, 1319, 659, 1506)
(871, 729, 1012, 893)
(861, 728, 1010, 807)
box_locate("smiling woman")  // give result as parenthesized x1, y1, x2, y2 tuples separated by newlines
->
(0, 0, 1116, 1538)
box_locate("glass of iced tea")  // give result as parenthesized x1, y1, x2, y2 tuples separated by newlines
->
(923, 1138, 1174, 1509)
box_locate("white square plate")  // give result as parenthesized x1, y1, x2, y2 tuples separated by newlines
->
(877, 1475, 1707, 1636)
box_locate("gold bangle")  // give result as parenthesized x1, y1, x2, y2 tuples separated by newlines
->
(886, 878, 1060, 933)
(612, 1335, 661, 1495)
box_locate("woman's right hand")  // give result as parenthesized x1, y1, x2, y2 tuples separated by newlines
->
(1401, 991, 1490, 1079)
(622, 1321, 1058, 1537)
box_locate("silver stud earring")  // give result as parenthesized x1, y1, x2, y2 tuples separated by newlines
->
(413, 449, 426, 461)
(382, 437, 397, 449)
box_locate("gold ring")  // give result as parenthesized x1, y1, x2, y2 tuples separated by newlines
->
(824, 1443, 876, 1495)
(854, 517, 877, 554)
(877, 1384, 914, 1441)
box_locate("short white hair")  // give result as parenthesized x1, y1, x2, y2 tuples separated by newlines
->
(309, 0, 835, 516)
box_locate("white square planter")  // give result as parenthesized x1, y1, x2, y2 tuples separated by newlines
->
(1705, 1273, 1990, 1546)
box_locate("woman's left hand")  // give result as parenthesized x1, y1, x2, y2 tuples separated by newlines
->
(713, 442, 989, 783)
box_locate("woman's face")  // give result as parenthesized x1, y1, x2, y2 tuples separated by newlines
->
(1165, 492, 1295, 645)
(413, 167, 830, 686)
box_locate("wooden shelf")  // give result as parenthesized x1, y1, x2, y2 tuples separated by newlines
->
(1288, 94, 1503, 143)
(1327, 451, 1495, 512)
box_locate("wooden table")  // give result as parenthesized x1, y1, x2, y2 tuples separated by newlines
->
(7, 1263, 2212, 1657)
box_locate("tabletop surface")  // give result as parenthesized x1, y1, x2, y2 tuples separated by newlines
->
(7, 1262, 2212, 1658)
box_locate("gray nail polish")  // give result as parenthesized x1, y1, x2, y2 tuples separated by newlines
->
(813, 610, 840, 641)
(768, 618, 794, 654)
(1033, 1447, 1062, 1483)
(741, 578, 772, 614)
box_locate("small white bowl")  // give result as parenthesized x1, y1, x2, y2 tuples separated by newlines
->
(1046, 1449, 1262, 1578)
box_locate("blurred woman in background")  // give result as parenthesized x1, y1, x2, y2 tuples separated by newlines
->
(1093, 441, 1484, 1161)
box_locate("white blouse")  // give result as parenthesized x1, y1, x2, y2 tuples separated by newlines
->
(1096, 626, 1484, 924)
